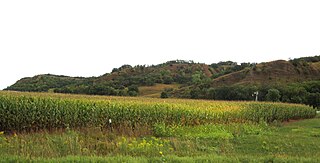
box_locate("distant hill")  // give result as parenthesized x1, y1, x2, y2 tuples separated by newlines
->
(5, 60, 215, 96)
(5, 74, 94, 92)
(5, 56, 320, 102)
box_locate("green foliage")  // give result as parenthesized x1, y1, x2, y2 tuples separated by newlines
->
(190, 87, 202, 99)
(185, 81, 320, 110)
(306, 93, 320, 109)
(162, 76, 173, 84)
(210, 61, 255, 79)
(266, 89, 281, 102)
(160, 91, 169, 98)
(5, 74, 93, 92)
(1, 118, 320, 161)
(160, 88, 173, 98)
(290, 55, 320, 65)
(153, 123, 176, 137)
(5, 61, 214, 97)
(2, 155, 320, 162)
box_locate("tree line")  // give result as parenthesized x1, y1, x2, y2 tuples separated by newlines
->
(164, 80, 320, 110)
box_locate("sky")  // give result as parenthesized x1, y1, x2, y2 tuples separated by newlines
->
(1, 0, 320, 90)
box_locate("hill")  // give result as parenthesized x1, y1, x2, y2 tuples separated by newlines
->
(4, 56, 320, 109)
(5, 60, 216, 96)
(212, 60, 320, 87)
(5, 74, 94, 92)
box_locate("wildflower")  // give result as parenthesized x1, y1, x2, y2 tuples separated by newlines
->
(0, 131, 4, 135)
(159, 151, 163, 155)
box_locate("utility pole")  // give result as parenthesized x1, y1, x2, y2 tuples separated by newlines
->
(252, 91, 259, 101)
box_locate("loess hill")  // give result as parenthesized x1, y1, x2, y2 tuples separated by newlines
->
(5, 56, 320, 99)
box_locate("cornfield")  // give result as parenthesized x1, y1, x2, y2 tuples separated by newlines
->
(0, 91, 316, 132)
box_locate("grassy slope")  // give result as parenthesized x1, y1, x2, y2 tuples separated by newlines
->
(212, 60, 320, 87)
(138, 84, 180, 98)
(1, 115, 319, 162)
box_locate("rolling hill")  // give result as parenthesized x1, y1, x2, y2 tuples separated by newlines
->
(4, 56, 320, 102)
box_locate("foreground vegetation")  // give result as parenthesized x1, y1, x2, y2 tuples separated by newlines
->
(0, 91, 318, 162)
(1, 116, 320, 162)
(0, 91, 315, 132)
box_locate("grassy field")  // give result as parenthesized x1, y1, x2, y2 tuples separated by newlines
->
(0, 91, 318, 162)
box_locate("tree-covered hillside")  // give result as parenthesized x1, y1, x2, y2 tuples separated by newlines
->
(5, 56, 320, 109)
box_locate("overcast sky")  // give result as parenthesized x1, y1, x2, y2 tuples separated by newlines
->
(1, 0, 320, 90)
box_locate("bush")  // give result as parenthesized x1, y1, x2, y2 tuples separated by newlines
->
(266, 89, 281, 102)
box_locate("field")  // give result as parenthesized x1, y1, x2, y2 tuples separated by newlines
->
(0, 91, 319, 162)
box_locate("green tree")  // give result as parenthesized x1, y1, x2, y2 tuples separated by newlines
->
(191, 73, 202, 85)
(128, 85, 139, 93)
(190, 87, 201, 99)
(266, 89, 281, 102)
(306, 93, 320, 109)
(163, 76, 173, 84)
(160, 91, 169, 98)
(207, 88, 216, 99)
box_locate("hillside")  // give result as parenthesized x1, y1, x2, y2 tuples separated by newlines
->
(5, 60, 215, 96)
(5, 56, 320, 107)
(212, 60, 320, 87)
(6, 74, 93, 92)
(138, 84, 181, 98)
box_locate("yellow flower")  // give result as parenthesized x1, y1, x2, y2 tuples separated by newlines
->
(159, 151, 163, 155)
(0, 131, 4, 135)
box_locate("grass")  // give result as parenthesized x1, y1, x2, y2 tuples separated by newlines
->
(2, 155, 320, 163)
(138, 84, 180, 97)
(1, 116, 319, 162)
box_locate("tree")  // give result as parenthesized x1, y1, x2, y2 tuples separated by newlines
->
(190, 87, 201, 99)
(266, 89, 281, 102)
(128, 91, 138, 96)
(128, 85, 139, 96)
(160, 91, 169, 98)
(191, 73, 202, 85)
(163, 76, 173, 84)
(145, 78, 155, 86)
(207, 88, 216, 99)
(306, 93, 320, 109)
(160, 88, 173, 98)
(128, 85, 139, 93)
